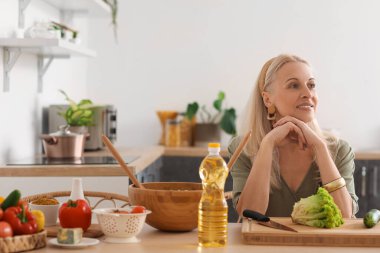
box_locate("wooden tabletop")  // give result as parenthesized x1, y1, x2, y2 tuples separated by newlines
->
(32, 223, 379, 253)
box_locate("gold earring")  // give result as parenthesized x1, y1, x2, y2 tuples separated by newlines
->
(267, 105, 276, 121)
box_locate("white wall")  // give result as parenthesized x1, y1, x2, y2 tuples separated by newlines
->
(88, 0, 380, 151)
(0, 0, 92, 196)
(1, 0, 380, 196)
(0, 0, 90, 165)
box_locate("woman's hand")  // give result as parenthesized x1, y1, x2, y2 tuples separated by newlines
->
(263, 120, 307, 150)
(273, 116, 324, 149)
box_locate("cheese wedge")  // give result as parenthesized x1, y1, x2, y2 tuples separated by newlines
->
(57, 227, 83, 244)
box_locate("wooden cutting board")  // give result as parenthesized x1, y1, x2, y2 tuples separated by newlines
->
(46, 224, 103, 238)
(242, 217, 380, 247)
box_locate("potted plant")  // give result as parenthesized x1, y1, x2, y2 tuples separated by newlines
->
(102, 0, 118, 40)
(58, 90, 94, 134)
(193, 91, 237, 146)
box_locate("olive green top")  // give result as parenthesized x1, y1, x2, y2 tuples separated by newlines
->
(228, 137, 359, 217)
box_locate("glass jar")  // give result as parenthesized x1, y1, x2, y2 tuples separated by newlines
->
(165, 119, 181, 147)
(180, 117, 194, 147)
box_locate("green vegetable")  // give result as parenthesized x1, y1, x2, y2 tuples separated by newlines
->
(291, 187, 344, 228)
(363, 209, 380, 228)
(1, 189, 21, 210)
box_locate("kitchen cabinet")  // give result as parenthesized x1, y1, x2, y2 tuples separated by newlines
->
(1, 0, 109, 92)
(354, 160, 380, 217)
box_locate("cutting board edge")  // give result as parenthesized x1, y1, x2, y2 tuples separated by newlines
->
(242, 218, 380, 247)
(242, 232, 380, 247)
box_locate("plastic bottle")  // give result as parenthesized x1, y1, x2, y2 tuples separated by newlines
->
(69, 178, 85, 200)
(198, 143, 228, 247)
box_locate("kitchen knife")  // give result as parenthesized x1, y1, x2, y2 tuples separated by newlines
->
(243, 209, 298, 233)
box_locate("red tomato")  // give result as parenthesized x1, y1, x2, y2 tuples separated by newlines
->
(131, 206, 146, 214)
(0, 208, 3, 220)
(0, 221, 13, 238)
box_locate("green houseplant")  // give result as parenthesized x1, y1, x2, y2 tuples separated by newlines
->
(58, 90, 94, 128)
(187, 91, 236, 146)
(102, 0, 118, 39)
(198, 91, 237, 135)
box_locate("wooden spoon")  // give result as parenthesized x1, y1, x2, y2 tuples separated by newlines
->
(102, 135, 145, 189)
(227, 130, 252, 171)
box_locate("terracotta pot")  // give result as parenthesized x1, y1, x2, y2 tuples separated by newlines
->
(194, 123, 221, 147)
(41, 125, 86, 158)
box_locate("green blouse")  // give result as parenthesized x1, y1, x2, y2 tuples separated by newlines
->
(228, 137, 359, 217)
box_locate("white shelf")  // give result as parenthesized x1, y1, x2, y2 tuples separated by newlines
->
(0, 38, 96, 57)
(3, 0, 108, 92)
(42, 0, 110, 17)
(1, 38, 96, 92)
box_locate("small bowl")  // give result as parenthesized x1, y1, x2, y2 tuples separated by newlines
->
(93, 207, 151, 244)
(128, 182, 202, 232)
(29, 202, 60, 226)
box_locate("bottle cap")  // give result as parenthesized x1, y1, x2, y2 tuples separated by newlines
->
(208, 143, 220, 148)
(69, 178, 85, 201)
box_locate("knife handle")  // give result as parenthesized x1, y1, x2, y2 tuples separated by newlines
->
(242, 209, 270, 222)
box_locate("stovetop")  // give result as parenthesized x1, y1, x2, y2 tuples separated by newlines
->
(6, 156, 138, 166)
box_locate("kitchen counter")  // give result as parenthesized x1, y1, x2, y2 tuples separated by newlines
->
(0, 146, 164, 177)
(354, 150, 380, 160)
(34, 223, 379, 253)
(0, 146, 228, 177)
(0, 146, 378, 177)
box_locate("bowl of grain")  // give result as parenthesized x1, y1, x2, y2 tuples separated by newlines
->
(29, 198, 60, 226)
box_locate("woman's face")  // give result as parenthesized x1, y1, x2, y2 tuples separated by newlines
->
(263, 61, 318, 123)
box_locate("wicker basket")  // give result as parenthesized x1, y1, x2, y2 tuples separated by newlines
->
(0, 230, 46, 253)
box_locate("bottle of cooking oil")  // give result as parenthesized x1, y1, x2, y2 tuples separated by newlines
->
(198, 143, 228, 247)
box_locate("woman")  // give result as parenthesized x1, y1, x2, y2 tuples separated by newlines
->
(228, 54, 358, 218)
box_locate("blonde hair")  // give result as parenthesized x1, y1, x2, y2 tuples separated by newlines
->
(239, 54, 338, 189)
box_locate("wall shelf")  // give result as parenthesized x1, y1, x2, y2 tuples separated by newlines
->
(42, 0, 110, 17)
(0, 38, 96, 92)
(0, 38, 96, 57)
(1, 0, 110, 92)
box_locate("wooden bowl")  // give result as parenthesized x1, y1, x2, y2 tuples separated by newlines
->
(128, 182, 202, 232)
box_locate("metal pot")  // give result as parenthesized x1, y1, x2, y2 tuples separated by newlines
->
(41, 125, 86, 158)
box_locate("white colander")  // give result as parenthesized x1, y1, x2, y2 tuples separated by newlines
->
(93, 207, 151, 243)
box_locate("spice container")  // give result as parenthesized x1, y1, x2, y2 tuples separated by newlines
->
(165, 119, 181, 147)
(180, 116, 196, 147)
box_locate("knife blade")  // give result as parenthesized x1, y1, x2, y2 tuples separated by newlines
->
(242, 209, 298, 233)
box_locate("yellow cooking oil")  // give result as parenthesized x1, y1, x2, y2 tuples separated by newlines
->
(198, 143, 228, 247)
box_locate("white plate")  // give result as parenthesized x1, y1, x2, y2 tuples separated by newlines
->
(49, 237, 100, 248)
